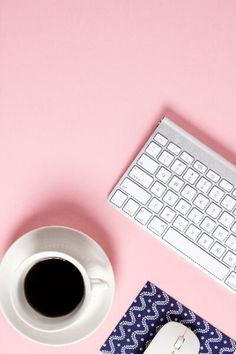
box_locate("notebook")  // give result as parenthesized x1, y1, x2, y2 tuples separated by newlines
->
(101, 281, 236, 354)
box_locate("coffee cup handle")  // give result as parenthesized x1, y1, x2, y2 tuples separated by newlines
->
(90, 278, 108, 288)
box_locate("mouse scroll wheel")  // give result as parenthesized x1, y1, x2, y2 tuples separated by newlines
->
(174, 335, 185, 350)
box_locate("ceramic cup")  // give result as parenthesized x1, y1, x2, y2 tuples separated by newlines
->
(10, 250, 107, 332)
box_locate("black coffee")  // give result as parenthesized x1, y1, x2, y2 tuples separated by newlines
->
(24, 258, 85, 317)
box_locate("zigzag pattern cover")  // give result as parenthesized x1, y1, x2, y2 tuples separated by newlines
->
(101, 281, 236, 354)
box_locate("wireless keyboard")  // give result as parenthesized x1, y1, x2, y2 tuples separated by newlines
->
(108, 117, 236, 294)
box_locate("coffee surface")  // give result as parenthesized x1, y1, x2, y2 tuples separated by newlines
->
(24, 258, 85, 317)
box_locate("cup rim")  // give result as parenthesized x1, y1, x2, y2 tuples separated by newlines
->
(10, 251, 92, 333)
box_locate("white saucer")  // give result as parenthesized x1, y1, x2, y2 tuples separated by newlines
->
(0, 226, 115, 346)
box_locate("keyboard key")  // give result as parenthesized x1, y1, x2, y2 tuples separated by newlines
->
(145, 142, 162, 158)
(151, 181, 166, 197)
(137, 154, 159, 174)
(219, 212, 234, 228)
(223, 251, 236, 268)
(225, 272, 236, 290)
(163, 190, 178, 206)
(193, 194, 209, 210)
(148, 198, 163, 213)
(120, 178, 151, 204)
(185, 224, 201, 240)
(180, 151, 194, 164)
(148, 217, 167, 236)
(173, 216, 188, 231)
(193, 161, 207, 173)
(213, 226, 228, 242)
(123, 199, 139, 216)
(164, 228, 229, 280)
(129, 166, 153, 188)
(221, 195, 236, 211)
(156, 167, 172, 183)
(168, 176, 184, 192)
(209, 186, 224, 202)
(210, 242, 226, 258)
(196, 177, 212, 193)
(220, 179, 233, 192)
(188, 208, 204, 223)
(171, 159, 187, 175)
(206, 203, 222, 219)
(176, 199, 191, 215)
(198, 233, 214, 249)
(167, 142, 181, 155)
(158, 151, 174, 166)
(206, 170, 220, 183)
(135, 208, 152, 225)
(183, 168, 199, 184)
(154, 133, 168, 146)
(161, 207, 176, 222)
(225, 235, 236, 251)
(110, 190, 127, 207)
(201, 217, 216, 233)
(233, 189, 236, 198)
(181, 185, 197, 201)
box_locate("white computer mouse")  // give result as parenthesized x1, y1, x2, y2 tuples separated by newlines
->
(143, 321, 200, 354)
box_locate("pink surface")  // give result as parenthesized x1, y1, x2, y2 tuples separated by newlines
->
(1, 0, 236, 352)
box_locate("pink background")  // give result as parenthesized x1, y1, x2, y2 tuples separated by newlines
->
(1, 0, 236, 353)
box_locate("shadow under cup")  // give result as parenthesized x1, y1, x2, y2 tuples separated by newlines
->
(10, 252, 91, 332)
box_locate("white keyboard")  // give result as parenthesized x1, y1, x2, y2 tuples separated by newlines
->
(108, 117, 236, 294)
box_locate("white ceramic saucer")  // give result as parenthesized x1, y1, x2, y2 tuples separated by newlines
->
(0, 226, 115, 346)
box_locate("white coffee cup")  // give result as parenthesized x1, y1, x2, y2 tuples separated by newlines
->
(10, 250, 107, 332)
(0, 226, 115, 345)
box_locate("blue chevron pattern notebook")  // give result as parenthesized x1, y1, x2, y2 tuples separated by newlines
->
(101, 281, 236, 354)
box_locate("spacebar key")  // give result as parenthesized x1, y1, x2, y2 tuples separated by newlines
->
(163, 228, 229, 280)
